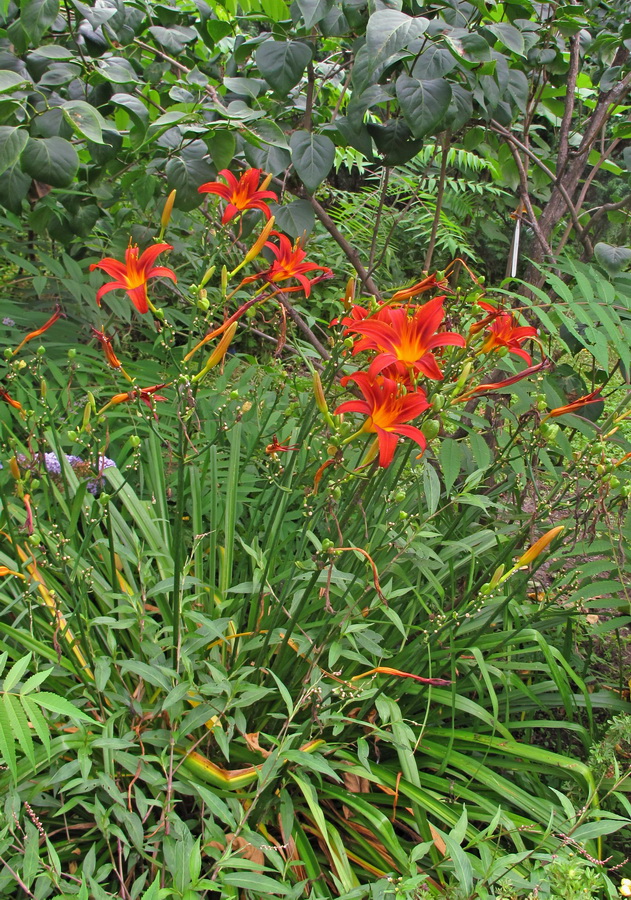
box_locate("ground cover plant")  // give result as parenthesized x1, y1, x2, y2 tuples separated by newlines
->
(0, 0, 631, 897)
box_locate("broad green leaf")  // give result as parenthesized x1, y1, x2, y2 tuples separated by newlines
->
(221, 872, 291, 894)
(20, 137, 79, 187)
(0, 127, 29, 177)
(62, 100, 110, 145)
(446, 84, 473, 131)
(98, 57, 140, 85)
(366, 10, 429, 72)
(110, 93, 149, 129)
(0, 70, 30, 92)
(206, 130, 236, 171)
(396, 74, 452, 138)
(296, 0, 332, 28)
(261, 0, 289, 21)
(21, 0, 60, 43)
(594, 242, 631, 274)
(367, 119, 423, 164)
(487, 22, 525, 55)
(166, 149, 214, 211)
(290, 130, 335, 193)
(31, 691, 98, 724)
(273, 199, 315, 238)
(256, 40, 311, 95)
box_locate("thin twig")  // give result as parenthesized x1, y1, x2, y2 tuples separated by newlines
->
(423, 130, 450, 271)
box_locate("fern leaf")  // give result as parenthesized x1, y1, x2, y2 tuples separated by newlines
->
(3, 653, 32, 693)
(0, 694, 17, 780)
(4, 692, 35, 768)
(21, 696, 50, 760)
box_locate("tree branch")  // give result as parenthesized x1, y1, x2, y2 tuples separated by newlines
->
(556, 35, 581, 175)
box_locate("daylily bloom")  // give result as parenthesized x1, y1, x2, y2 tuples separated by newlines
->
(13, 306, 64, 356)
(242, 232, 333, 297)
(479, 309, 538, 365)
(468, 300, 504, 336)
(198, 168, 277, 224)
(515, 526, 564, 567)
(345, 295, 466, 381)
(90, 244, 177, 314)
(542, 388, 603, 420)
(335, 371, 430, 467)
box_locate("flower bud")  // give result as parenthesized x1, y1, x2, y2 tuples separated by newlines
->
(515, 526, 564, 568)
(200, 265, 216, 288)
(161, 189, 176, 230)
(129, 435, 141, 448)
(37, 345, 46, 357)
(421, 419, 440, 440)
(3, 348, 12, 359)
(68, 348, 76, 359)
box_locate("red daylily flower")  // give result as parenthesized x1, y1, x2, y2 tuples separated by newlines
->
(198, 168, 277, 224)
(479, 310, 538, 365)
(390, 272, 450, 302)
(242, 232, 333, 297)
(335, 371, 430, 467)
(90, 244, 177, 314)
(345, 295, 466, 381)
(91, 327, 123, 370)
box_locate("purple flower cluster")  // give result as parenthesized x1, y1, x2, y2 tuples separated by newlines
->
(2, 452, 117, 494)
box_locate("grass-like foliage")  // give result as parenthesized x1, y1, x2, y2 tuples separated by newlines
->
(0, 176, 630, 900)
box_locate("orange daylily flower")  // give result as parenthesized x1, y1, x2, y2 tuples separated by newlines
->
(90, 244, 177, 314)
(542, 388, 603, 421)
(198, 168, 277, 224)
(335, 372, 430, 468)
(13, 306, 64, 356)
(242, 232, 333, 297)
(344, 295, 466, 381)
(479, 306, 538, 365)
(0, 566, 25, 579)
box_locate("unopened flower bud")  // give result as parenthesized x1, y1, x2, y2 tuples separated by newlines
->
(160, 189, 176, 229)
(37, 345, 46, 357)
(129, 435, 141, 448)
(68, 348, 76, 359)
(200, 265, 216, 288)
(421, 420, 440, 440)
(3, 348, 13, 359)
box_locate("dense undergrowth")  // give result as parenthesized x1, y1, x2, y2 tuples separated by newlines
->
(0, 0, 631, 896)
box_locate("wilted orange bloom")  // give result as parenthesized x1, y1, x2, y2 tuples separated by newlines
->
(265, 436, 299, 456)
(198, 168, 277, 224)
(99, 383, 169, 417)
(390, 273, 449, 302)
(456, 359, 551, 401)
(335, 371, 430, 467)
(351, 666, 451, 686)
(13, 306, 64, 356)
(468, 300, 504, 335)
(91, 328, 122, 370)
(90, 244, 177, 314)
(242, 232, 333, 297)
(0, 388, 24, 413)
(479, 307, 538, 365)
(542, 388, 603, 420)
(345, 295, 465, 381)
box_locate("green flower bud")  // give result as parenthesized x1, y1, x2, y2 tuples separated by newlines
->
(129, 435, 141, 448)
(67, 348, 77, 359)
(3, 348, 12, 359)
(421, 419, 440, 440)
(36, 345, 46, 357)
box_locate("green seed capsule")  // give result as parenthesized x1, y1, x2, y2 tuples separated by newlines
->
(421, 419, 440, 439)
(129, 435, 141, 448)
